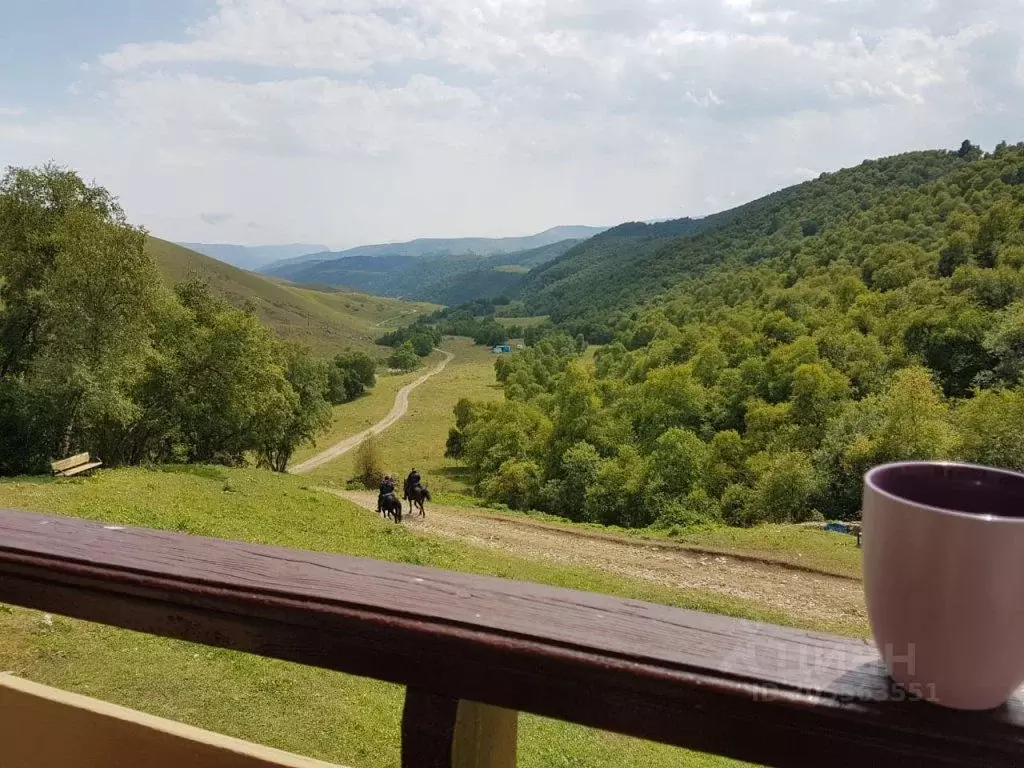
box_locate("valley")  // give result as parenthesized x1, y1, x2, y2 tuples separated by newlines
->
(6, 4, 1020, 764)
(147, 237, 437, 355)
(3, 141, 1024, 768)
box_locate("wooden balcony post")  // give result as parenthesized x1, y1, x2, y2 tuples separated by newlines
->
(402, 688, 517, 768)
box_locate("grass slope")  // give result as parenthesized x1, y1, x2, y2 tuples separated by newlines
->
(0, 466, 769, 768)
(309, 338, 503, 498)
(147, 237, 437, 355)
(289, 353, 444, 464)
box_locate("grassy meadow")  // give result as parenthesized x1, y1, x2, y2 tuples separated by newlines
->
(289, 360, 438, 465)
(309, 337, 504, 498)
(0, 466, 775, 768)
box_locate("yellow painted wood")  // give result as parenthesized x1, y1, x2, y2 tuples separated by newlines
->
(0, 674, 344, 768)
(451, 700, 517, 768)
(50, 452, 91, 474)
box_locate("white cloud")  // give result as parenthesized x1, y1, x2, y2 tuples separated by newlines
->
(0, 106, 26, 117)
(3, 0, 1024, 244)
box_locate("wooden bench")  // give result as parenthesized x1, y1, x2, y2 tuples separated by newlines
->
(0, 507, 1021, 767)
(51, 452, 102, 478)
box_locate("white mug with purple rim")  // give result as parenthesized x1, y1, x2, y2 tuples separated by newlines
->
(863, 461, 1024, 710)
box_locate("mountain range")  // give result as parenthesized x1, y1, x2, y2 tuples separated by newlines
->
(149, 238, 435, 355)
(260, 225, 606, 273)
(177, 242, 330, 271)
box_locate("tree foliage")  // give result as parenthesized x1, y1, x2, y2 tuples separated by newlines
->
(0, 166, 343, 474)
(328, 351, 376, 404)
(452, 143, 1024, 528)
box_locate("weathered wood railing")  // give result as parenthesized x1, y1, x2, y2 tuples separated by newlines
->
(1, 508, 1022, 767)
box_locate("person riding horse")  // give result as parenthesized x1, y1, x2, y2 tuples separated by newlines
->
(378, 474, 397, 515)
(403, 469, 421, 501)
(403, 468, 430, 516)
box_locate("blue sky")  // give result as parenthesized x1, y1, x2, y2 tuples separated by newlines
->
(2, 0, 1023, 246)
(0, 2, 205, 106)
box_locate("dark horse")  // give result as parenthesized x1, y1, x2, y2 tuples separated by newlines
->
(407, 484, 431, 517)
(379, 492, 403, 523)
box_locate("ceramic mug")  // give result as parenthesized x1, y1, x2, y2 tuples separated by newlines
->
(863, 461, 1024, 709)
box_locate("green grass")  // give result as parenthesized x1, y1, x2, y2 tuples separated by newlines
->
(0, 466, 775, 768)
(310, 338, 503, 496)
(147, 238, 437, 355)
(289, 364, 432, 464)
(663, 524, 861, 579)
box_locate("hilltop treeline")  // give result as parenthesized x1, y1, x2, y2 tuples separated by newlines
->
(514, 148, 976, 340)
(0, 166, 373, 474)
(452, 143, 1024, 527)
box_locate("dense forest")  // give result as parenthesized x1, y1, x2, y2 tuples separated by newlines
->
(0, 165, 375, 475)
(449, 142, 1024, 528)
(513, 148, 978, 341)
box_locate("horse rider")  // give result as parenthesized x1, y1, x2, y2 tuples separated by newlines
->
(403, 468, 422, 500)
(378, 474, 396, 514)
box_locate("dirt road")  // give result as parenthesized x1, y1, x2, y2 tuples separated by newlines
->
(289, 350, 454, 474)
(333, 490, 866, 629)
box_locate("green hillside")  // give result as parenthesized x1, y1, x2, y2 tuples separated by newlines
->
(514, 150, 969, 339)
(146, 238, 437, 355)
(264, 238, 582, 304)
(451, 142, 1024, 529)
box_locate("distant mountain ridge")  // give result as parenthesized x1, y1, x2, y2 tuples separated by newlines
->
(266, 239, 585, 304)
(261, 225, 606, 273)
(149, 238, 435, 354)
(178, 242, 329, 271)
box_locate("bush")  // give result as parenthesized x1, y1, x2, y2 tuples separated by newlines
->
(480, 459, 542, 510)
(444, 427, 465, 459)
(353, 436, 386, 489)
(388, 341, 420, 371)
(720, 483, 756, 526)
(654, 489, 721, 529)
(328, 351, 376, 403)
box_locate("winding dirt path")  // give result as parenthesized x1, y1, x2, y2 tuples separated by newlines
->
(289, 350, 454, 474)
(331, 490, 866, 629)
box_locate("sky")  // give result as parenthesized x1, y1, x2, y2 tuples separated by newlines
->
(2, 0, 1023, 248)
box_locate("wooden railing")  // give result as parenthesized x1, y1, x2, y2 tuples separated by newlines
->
(0, 507, 1022, 767)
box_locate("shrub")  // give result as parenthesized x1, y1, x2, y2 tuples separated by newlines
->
(480, 459, 543, 510)
(444, 427, 465, 459)
(353, 436, 386, 489)
(388, 341, 420, 371)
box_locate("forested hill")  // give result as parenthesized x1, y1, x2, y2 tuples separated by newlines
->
(263, 238, 582, 303)
(451, 142, 1024, 530)
(514, 149, 972, 339)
